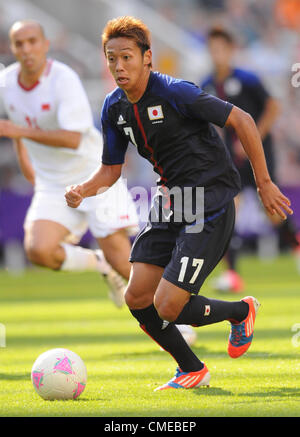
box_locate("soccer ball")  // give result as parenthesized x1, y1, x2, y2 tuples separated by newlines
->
(31, 348, 87, 400)
(158, 324, 197, 351)
(176, 325, 197, 346)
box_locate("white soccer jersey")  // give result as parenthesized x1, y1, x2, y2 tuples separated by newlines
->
(0, 59, 102, 190)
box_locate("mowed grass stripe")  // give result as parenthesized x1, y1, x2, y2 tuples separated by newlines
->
(0, 255, 299, 416)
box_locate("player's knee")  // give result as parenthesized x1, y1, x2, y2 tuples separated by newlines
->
(124, 287, 135, 308)
(124, 287, 144, 309)
(25, 243, 42, 265)
(25, 242, 56, 269)
(154, 300, 178, 322)
(125, 287, 153, 310)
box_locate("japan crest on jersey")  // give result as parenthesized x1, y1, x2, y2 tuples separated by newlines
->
(147, 105, 164, 121)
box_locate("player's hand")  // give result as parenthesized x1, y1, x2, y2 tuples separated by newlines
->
(0, 120, 22, 139)
(65, 185, 84, 208)
(257, 180, 293, 220)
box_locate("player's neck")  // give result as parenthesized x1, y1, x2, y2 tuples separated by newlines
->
(125, 69, 151, 104)
(215, 65, 232, 83)
(19, 59, 48, 88)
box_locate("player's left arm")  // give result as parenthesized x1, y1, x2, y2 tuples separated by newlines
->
(225, 105, 293, 220)
(0, 119, 81, 149)
(13, 138, 35, 185)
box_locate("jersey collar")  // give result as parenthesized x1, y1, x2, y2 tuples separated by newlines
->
(17, 58, 53, 92)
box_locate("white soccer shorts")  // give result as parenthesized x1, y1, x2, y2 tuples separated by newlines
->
(24, 178, 139, 241)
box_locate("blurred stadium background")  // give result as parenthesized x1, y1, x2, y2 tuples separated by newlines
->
(0, 0, 299, 272)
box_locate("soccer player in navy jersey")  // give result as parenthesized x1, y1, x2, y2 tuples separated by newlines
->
(65, 16, 293, 390)
(202, 27, 300, 293)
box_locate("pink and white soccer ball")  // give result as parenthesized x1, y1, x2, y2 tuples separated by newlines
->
(31, 348, 87, 400)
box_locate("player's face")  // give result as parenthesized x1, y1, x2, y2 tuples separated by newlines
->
(10, 24, 49, 75)
(105, 37, 152, 98)
(208, 37, 234, 70)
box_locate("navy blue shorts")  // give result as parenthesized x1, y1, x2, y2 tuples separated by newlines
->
(130, 200, 235, 294)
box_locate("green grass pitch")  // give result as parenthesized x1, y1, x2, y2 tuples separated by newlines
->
(0, 254, 299, 417)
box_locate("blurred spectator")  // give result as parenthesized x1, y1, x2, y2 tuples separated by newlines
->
(201, 26, 300, 291)
(197, 0, 225, 11)
(275, 0, 300, 30)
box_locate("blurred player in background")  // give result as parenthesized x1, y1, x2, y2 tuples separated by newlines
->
(66, 16, 293, 390)
(0, 20, 139, 307)
(201, 27, 300, 293)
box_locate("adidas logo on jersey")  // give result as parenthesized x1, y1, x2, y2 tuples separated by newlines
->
(161, 320, 170, 330)
(117, 114, 126, 125)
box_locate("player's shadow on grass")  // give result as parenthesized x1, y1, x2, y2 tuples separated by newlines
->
(101, 346, 300, 362)
(7, 332, 146, 348)
(102, 345, 228, 362)
(0, 372, 30, 380)
(192, 387, 233, 397)
(241, 388, 300, 398)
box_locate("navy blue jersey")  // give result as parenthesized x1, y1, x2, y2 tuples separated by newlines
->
(101, 71, 241, 214)
(201, 68, 270, 123)
(201, 68, 275, 183)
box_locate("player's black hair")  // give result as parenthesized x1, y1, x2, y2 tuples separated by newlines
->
(207, 27, 235, 45)
(102, 16, 152, 66)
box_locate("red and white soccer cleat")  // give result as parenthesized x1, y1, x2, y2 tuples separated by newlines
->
(154, 364, 210, 391)
(228, 296, 260, 358)
(95, 249, 126, 308)
(104, 268, 127, 308)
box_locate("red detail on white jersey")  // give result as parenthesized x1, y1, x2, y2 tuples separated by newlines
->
(1, 59, 101, 190)
(41, 103, 51, 111)
(18, 76, 40, 91)
(25, 116, 39, 129)
(44, 59, 53, 77)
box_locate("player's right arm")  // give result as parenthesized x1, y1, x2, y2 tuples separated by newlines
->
(65, 163, 122, 208)
(65, 93, 129, 208)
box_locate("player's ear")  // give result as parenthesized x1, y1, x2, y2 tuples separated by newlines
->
(44, 38, 50, 54)
(9, 41, 16, 54)
(143, 49, 152, 68)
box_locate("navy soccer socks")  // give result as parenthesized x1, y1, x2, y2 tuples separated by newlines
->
(174, 295, 249, 326)
(130, 304, 204, 372)
(129, 297, 248, 373)
(130, 296, 249, 372)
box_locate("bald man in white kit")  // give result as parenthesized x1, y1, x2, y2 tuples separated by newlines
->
(0, 20, 139, 307)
